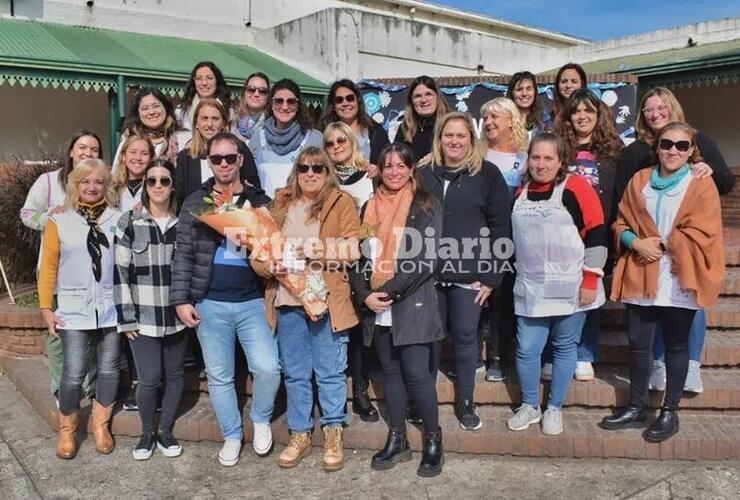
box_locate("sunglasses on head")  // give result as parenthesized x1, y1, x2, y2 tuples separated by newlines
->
(658, 139, 692, 152)
(246, 85, 269, 96)
(324, 136, 348, 149)
(333, 94, 356, 105)
(272, 97, 299, 108)
(296, 164, 325, 174)
(208, 154, 239, 165)
(145, 176, 172, 188)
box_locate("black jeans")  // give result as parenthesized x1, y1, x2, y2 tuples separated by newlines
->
(374, 326, 439, 432)
(129, 330, 189, 434)
(436, 285, 482, 401)
(349, 324, 374, 392)
(59, 328, 120, 415)
(626, 305, 695, 409)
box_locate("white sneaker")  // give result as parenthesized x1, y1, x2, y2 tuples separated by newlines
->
(541, 407, 563, 435)
(648, 360, 667, 391)
(507, 404, 542, 431)
(218, 439, 242, 467)
(253, 422, 273, 456)
(684, 360, 704, 393)
(541, 363, 553, 381)
(575, 361, 595, 381)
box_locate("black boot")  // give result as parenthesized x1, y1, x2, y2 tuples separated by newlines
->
(417, 428, 444, 478)
(598, 405, 648, 430)
(352, 381, 379, 423)
(644, 406, 679, 443)
(371, 427, 412, 471)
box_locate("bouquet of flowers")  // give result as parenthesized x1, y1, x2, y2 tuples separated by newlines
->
(194, 185, 328, 320)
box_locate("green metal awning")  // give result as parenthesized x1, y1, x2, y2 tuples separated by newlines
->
(0, 17, 328, 104)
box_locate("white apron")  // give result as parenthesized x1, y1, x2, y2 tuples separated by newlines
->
(512, 176, 605, 317)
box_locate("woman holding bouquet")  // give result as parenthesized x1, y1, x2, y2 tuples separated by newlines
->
(252, 147, 361, 472)
(349, 143, 445, 477)
(38, 158, 122, 459)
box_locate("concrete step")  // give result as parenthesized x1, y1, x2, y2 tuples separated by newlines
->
(4, 356, 737, 460)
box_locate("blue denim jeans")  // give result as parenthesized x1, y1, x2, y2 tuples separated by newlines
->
(653, 308, 706, 362)
(195, 298, 281, 440)
(516, 312, 586, 409)
(543, 308, 600, 364)
(277, 307, 349, 432)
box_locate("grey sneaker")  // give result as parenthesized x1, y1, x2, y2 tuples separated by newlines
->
(648, 360, 667, 391)
(507, 404, 542, 431)
(541, 407, 563, 435)
(485, 358, 506, 382)
(684, 360, 704, 393)
(218, 439, 242, 467)
(541, 363, 553, 381)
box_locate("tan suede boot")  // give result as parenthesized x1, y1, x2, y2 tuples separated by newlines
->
(91, 399, 115, 454)
(322, 426, 344, 472)
(57, 411, 79, 459)
(278, 432, 311, 468)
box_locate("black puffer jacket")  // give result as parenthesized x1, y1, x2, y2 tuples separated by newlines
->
(169, 178, 270, 305)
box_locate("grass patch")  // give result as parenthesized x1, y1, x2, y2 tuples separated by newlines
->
(14, 291, 39, 308)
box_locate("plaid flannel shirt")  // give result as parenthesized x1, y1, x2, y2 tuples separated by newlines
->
(114, 209, 185, 337)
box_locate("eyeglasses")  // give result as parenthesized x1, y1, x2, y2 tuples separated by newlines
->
(208, 154, 240, 165)
(246, 85, 269, 96)
(324, 136, 348, 149)
(145, 176, 172, 187)
(658, 139, 692, 152)
(642, 105, 669, 117)
(296, 164, 325, 174)
(333, 94, 356, 105)
(272, 97, 299, 109)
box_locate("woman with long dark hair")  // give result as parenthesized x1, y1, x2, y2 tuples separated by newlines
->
(176, 61, 233, 132)
(507, 71, 552, 138)
(396, 75, 450, 163)
(551, 63, 587, 125)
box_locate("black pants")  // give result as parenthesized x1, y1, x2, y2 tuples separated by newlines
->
(374, 326, 439, 432)
(486, 272, 515, 363)
(349, 324, 374, 393)
(129, 330, 189, 434)
(626, 305, 695, 409)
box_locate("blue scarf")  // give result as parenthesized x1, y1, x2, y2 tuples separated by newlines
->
(262, 116, 305, 156)
(651, 163, 691, 192)
(237, 112, 263, 142)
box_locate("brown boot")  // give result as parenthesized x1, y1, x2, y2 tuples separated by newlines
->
(278, 432, 311, 468)
(91, 399, 115, 454)
(57, 411, 79, 459)
(322, 425, 344, 472)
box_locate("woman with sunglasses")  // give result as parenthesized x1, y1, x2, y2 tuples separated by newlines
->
(602, 122, 724, 442)
(38, 158, 122, 459)
(176, 98, 260, 207)
(615, 88, 734, 395)
(507, 71, 552, 139)
(252, 147, 360, 472)
(397, 75, 450, 163)
(551, 63, 587, 126)
(234, 72, 271, 143)
(115, 158, 188, 460)
(176, 61, 233, 132)
(320, 79, 389, 169)
(248, 79, 323, 197)
(323, 121, 378, 422)
(114, 87, 189, 173)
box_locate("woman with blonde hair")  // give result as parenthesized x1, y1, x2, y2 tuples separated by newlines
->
(252, 146, 361, 472)
(480, 97, 529, 195)
(114, 135, 155, 212)
(419, 112, 512, 430)
(38, 158, 122, 459)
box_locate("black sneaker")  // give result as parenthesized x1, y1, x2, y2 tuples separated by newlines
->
(485, 357, 506, 382)
(133, 432, 155, 461)
(455, 399, 482, 431)
(157, 431, 183, 458)
(123, 383, 138, 411)
(406, 403, 424, 425)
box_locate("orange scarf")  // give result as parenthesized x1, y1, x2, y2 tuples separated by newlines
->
(363, 182, 414, 290)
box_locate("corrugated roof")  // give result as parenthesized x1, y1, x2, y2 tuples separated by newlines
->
(0, 18, 328, 94)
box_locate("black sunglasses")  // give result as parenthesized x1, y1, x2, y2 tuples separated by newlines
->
(658, 139, 692, 152)
(145, 176, 172, 188)
(324, 136, 348, 149)
(272, 97, 299, 108)
(246, 85, 269, 96)
(296, 164, 325, 174)
(208, 154, 239, 165)
(333, 94, 356, 105)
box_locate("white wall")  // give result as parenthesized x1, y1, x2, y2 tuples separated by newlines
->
(0, 86, 110, 164)
(674, 84, 740, 167)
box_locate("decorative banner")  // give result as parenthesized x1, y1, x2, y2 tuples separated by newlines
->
(358, 79, 637, 144)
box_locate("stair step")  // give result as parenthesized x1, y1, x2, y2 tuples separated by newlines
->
(601, 298, 740, 328)
(722, 267, 740, 295)
(724, 225, 740, 265)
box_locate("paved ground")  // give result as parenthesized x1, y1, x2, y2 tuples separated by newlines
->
(0, 373, 739, 499)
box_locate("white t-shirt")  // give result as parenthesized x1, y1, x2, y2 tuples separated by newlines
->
(485, 149, 527, 195)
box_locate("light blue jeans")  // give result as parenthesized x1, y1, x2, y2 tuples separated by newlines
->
(277, 306, 349, 432)
(654, 308, 706, 362)
(543, 308, 601, 363)
(195, 298, 281, 440)
(516, 312, 586, 409)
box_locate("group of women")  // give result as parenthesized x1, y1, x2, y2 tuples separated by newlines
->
(21, 59, 730, 475)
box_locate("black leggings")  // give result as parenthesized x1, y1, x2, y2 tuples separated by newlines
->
(626, 305, 695, 409)
(129, 330, 189, 434)
(349, 324, 374, 392)
(486, 272, 515, 362)
(374, 326, 439, 432)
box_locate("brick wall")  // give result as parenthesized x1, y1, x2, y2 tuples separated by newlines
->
(0, 305, 46, 358)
